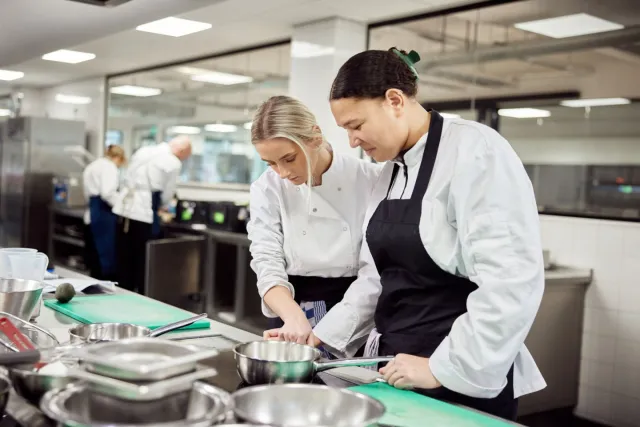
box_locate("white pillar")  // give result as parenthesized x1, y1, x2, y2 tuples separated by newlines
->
(289, 17, 367, 158)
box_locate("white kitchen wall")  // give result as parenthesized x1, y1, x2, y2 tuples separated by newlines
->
(540, 214, 640, 427)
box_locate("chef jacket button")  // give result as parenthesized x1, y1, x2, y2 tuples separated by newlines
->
(338, 187, 342, 191)
(343, 227, 348, 231)
(303, 231, 306, 235)
(296, 187, 300, 192)
(312, 208, 317, 213)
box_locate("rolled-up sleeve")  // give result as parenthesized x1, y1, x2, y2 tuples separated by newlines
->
(246, 180, 293, 317)
(429, 129, 545, 398)
(313, 235, 381, 357)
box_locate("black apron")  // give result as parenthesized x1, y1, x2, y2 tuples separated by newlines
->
(268, 275, 355, 329)
(366, 110, 517, 421)
(88, 196, 117, 278)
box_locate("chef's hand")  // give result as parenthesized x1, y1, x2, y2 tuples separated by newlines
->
(379, 354, 442, 390)
(263, 311, 312, 345)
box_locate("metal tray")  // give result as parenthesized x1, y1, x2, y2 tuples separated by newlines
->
(74, 337, 219, 381)
(67, 366, 218, 401)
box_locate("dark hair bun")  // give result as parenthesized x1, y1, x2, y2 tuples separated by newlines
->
(330, 47, 419, 100)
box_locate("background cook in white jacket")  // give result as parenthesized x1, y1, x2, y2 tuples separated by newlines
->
(323, 48, 545, 421)
(111, 136, 192, 293)
(247, 95, 381, 350)
(82, 144, 125, 280)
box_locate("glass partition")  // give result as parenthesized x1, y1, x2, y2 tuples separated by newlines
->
(368, 0, 640, 220)
(106, 42, 291, 187)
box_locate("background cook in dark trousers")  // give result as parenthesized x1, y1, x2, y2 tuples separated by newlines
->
(318, 48, 547, 421)
(111, 135, 192, 292)
(247, 96, 382, 353)
(82, 144, 126, 281)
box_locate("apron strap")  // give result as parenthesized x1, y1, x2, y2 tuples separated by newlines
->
(410, 110, 444, 200)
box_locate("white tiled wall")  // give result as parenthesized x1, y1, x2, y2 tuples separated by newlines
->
(539, 214, 640, 427)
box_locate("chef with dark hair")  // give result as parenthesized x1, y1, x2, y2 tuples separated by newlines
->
(307, 48, 547, 421)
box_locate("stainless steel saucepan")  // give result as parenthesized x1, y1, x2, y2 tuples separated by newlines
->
(234, 341, 393, 384)
(68, 313, 208, 343)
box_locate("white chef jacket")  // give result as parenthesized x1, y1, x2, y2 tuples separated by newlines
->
(112, 143, 181, 224)
(247, 151, 382, 346)
(82, 157, 120, 225)
(314, 117, 547, 399)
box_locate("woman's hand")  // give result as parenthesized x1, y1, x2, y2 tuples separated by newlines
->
(263, 311, 312, 345)
(379, 354, 442, 390)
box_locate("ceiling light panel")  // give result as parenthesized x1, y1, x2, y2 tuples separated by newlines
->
(560, 98, 631, 107)
(0, 70, 24, 81)
(205, 124, 238, 133)
(0, 109, 10, 117)
(42, 49, 96, 64)
(136, 17, 212, 37)
(190, 71, 253, 85)
(498, 108, 551, 118)
(167, 126, 201, 135)
(514, 13, 624, 39)
(55, 94, 92, 105)
(110, 85, 162, 97)
(243, 122, 252, 130)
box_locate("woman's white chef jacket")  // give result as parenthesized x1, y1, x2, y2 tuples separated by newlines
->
(112, 143, 182, 224)
(82, 157, 119, 225)
(247, 151, 382, 340)
(314, 117, 547, 399)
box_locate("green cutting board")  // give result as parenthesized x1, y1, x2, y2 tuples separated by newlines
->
(350, 383, 514, 427)
(44, 294, 210, 331)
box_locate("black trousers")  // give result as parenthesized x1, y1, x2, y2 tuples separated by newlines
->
(115, 216, 152, 293)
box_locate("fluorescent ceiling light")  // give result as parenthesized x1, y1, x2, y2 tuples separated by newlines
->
(498, 108, 551, 118)
(0, 109, 10, 117)
(205, 123, 238, 133)
(560, 97, 631, 107)
(42, 49, 96, 64)
(440, 113, 461, 119)
(167, 125, 201, 135)
(243, 122, 252, 130)
(514, 13, 623, 39)
(110, 85, 162, 97)
(0, 70, 24, 81)
(191, 71, 253, 85)
(136, 17, 212, 37)
(291, 41, 336, 59)
(55, 94, 92, 105)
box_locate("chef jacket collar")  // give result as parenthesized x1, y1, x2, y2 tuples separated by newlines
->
(315, 148, 341, 190)
(393, 131, 429, 167)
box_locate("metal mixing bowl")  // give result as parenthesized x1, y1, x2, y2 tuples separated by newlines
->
(231, 383, 386, 427)
(68, 323, 150, 344)
(40, 381, 230, 427)
(0, 278, 44, 320)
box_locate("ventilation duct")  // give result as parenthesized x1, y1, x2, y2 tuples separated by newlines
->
(65, 0, 133, 7)
(418, 26, 640, 71)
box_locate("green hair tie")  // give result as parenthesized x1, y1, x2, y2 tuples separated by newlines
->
(391, 48, 421, 79)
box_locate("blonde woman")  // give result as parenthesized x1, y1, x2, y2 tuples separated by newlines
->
(83, 144, 126, 281)
(247, 95, 382, 356)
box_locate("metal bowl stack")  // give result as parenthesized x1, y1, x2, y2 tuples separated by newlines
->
(39, 337, 231, 426)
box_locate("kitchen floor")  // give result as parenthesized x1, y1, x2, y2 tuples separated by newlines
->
(518, 408, 610, 427)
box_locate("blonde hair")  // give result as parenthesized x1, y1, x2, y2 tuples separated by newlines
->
(105, 144, 125, 162)
(251, 95, 325, 188)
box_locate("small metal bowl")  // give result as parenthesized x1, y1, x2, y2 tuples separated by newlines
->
(69, 323, 150, 344)
(40, 381, 230, 427)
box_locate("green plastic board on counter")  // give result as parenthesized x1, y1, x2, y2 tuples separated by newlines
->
(350, 383, 514, 427)
(43, 294, 210, 331)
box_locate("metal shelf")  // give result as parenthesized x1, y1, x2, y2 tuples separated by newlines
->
(53, 233, 85, 248)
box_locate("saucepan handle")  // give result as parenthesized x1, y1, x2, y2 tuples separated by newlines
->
(0, 350, 41, 366)
(314, 356, 394, 372)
